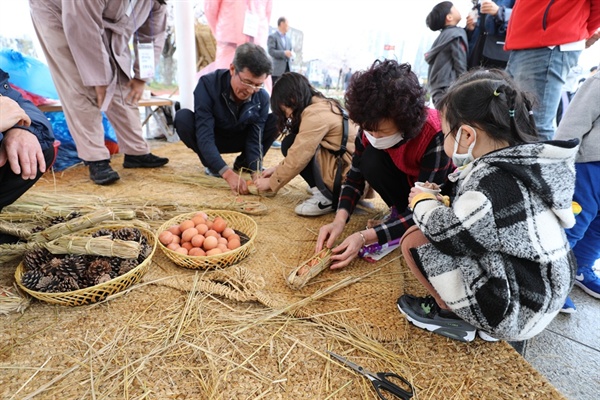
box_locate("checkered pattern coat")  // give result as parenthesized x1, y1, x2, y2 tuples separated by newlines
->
(412, 139, 579, 341)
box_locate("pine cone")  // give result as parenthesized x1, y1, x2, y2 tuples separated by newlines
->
(23, 247, 52, 271)
(21, 269, 44, 290)
(85, 258, 112, 285)
(36, 275, 61, 292)
(92, 228, 114, 239)
(95, 273, 112, 285)
(56, 276, 80, 292)
(56, 255, 86, 284)
(138, 244, 152, 263)
(40, 257, 65, 276)
(114, 227, 141, 242)
(118, 259, 139, 275)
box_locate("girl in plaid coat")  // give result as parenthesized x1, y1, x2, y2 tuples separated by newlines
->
(397, 69, 578, 342)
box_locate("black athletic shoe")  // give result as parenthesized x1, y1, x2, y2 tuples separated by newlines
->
(204, 167, 220, 177)
(397, 295, 476, 342)
(86, 160, 120, 185)
(123, 153, 169, 168)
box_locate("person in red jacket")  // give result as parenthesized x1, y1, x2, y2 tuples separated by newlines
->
(504, 0, 600, 141)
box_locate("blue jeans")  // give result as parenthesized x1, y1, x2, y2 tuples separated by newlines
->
(565, 162, 600, 270)
(506, 48, 581, 141)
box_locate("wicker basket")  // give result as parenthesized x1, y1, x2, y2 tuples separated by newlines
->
(157, 210, 257, 270)
(14, 226, 157, 306)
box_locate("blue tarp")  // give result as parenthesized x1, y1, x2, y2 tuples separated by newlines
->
(0, 48, 118, 171)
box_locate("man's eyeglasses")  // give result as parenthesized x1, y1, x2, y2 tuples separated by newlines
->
(236, 72, 264, 91)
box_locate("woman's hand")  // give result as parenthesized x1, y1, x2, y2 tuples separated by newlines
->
(316, 210, 349, 252)
(261, 166, 275, 178)
(329, 232, 365, 269)
(254, 176, 272, 192)
(0, 96, 31, 131)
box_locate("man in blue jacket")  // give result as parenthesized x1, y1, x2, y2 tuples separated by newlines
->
(0, 68, 56, 242)
(174, 43, 278, 195)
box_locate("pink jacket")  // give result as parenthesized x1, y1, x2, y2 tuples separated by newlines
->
(204, 0, 272, 49)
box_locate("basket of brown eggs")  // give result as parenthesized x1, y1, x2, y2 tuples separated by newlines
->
(157, 210, 257, 270)
(14, 225, 157, 306)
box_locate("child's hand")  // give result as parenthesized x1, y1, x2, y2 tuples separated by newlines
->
(408, 186, 423, 205)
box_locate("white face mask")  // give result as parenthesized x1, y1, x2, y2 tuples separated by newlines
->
(364, 130, 404, 150)
(451, 126, 477, 167)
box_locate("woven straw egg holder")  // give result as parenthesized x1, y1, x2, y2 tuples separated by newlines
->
(157, 210, 257, 270)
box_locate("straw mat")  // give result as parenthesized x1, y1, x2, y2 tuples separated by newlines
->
(0, 141, 566, 399)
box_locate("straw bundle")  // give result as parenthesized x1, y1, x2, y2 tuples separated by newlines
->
(0, 222, 34, 240)
(0, 284, 30, 315)
(28, 208, 116, 243)
(287, 248, 333, 290)
(44, 236, 141, 259)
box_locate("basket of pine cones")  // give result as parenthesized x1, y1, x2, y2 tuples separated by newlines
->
(14, 226, 157, 306)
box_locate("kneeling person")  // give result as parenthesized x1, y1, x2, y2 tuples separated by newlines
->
(174, 43, 278, 195)
(254, 72, 357, 216)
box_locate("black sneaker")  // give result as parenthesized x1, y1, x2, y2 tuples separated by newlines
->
(123, 153, 169, 168)
(397, 295, 476, 342)
(86, 160, 120, 185)
(233, 156, 249, 172)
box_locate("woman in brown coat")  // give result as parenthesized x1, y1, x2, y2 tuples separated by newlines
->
(254, 72, 357, 216)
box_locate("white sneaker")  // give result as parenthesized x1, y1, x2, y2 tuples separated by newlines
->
(478, 330, 500, 342)
(295, 187, 334, 216)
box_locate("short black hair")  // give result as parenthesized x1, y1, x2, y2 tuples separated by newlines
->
(426, 1, 453, 31)
(277, 17, 287, 27)
(345, 59, 427, 140)
(232, 43, 273, 77)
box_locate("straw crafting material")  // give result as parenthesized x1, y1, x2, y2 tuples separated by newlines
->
(0, 284, 30, 315)
(287, 247, 333, 290)
(28, 208, 117, 243)
(44, 235, 141, 258)
(0, 142, 566, 399)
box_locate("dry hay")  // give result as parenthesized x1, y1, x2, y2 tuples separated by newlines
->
(0, 141, 566, 399)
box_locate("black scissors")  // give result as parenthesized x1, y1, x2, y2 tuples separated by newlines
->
(328, 351, 414, 400)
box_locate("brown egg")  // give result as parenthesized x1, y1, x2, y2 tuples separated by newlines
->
(181, 241, 193, 251)
(191, 215, 206, 226)
(179, 220, 195, 231)
(203, 235, 218, 251)
(217, 237, 228, 245)
(228, 233, 240, 243)
(205, 220, 213, 229)
(175, 247, 188, 255)
(191, 234, 205, 248)
(195, 211, 209, 220)
(158, 230, 174, 245)
(188, 247, 206, 257)
(168, 225, 181, 236)
(221, 227, 235, 239)
(196, 223, 208, 235)
(171, 235, 180, 244)
(212, 216, 227, 233)
(181, 227, 199, 242)
(167, 242, 180, 251)
(206, 248, 223, 256)
(217, 243, 229, 253)
(227, 238, 241, 250)
(205, 229, 219, 238)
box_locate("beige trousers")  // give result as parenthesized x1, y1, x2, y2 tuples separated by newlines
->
(30, 5, 150, 162)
